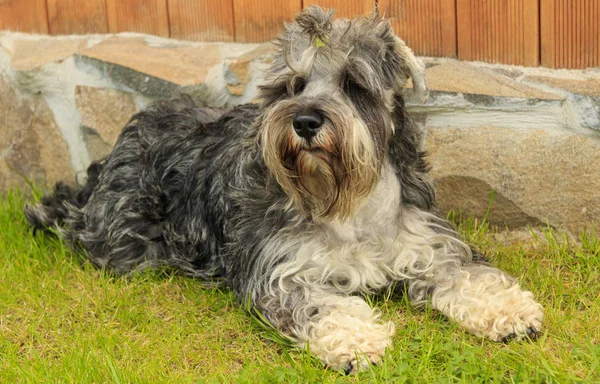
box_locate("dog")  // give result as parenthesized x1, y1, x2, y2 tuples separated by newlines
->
(25, 7, 543, 374)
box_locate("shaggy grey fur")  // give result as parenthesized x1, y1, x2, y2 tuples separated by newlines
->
(25, 7, 542, 374)
(26, 8, 431, 288)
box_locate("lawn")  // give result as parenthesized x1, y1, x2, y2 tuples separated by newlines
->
(0, 189, 598, 383)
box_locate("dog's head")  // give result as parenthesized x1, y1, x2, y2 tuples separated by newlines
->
(258, 6, 428, 221)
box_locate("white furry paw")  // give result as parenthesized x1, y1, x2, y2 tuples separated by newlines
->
(485, 286, 543, 343)
(305, 309, 394, 374)
(431, 265, 544, 343)
(460, 285, 543, 342)
(344, 351, 384, 375)
(501, 326, 540, 343)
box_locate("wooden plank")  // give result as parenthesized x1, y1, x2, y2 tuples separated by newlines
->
(585, 0, 590, 67)
(490, 0, 496, 61)
(0, 0, 49, 33)
(511, 0, 519, 64)
(497, 0, 503, 63)
(506, 0, 511, 63)
(540, 0, 599, 69)
(303, 0, 375, 19)
(575, 0, 579, 68)
(540, 0, 554, 67)
(567, 0, 572, 67)
(511, 0, 516, 62)
(576, 0, 581, 68)
(444, 0, 455, 57)
(554, 0, 558, 66)
(558, 0, 563, 67)
(522, 0, 539, 66)
(106, 0, 169, 37)
(233, 0, 301, 43)
(47, 0, 108, 35)
(415, 0, 423, 53)
(460, 0, 480, 60)
(596, 0, 599, 69)
(505, 0, 511, 62)
(168, 0, 234, 42)
(379, 0, 457, 57)
(562, 0, 568, 67)
(487, 0, 493, 62)
(493, 0, 498, 62)
(580, 0, 585, 68)
(584, 0, 590, 68)
(420, 0, 428, 54)
(593, 0, 597, 67)
(480, 0, 486, 61)
(456, 0, 481, 60)
(457, 0, 538, 66)
(413, 0, 421, 52)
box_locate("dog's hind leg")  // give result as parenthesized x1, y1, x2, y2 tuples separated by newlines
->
(24, 161, 103, 233)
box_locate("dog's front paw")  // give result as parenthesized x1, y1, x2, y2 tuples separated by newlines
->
(342, 351, 384, 375)
(464, 285, 544, 342)
(501, 326, 540, 343)
(306, 309, 394, 374)
(488, 287, 543, 343)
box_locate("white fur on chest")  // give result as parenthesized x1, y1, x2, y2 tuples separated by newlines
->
(323, 163, 402, 243)
(266, 162, 449, 295)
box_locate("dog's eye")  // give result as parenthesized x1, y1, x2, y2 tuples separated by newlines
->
(290, 77, 306, 95)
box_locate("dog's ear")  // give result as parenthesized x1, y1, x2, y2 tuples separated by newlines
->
(375, 19, 429, 103)
(391, 36, 429, 103)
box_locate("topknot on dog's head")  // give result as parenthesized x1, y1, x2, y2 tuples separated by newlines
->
(269, 6, 428, 104)
(294, 6, 334, 47)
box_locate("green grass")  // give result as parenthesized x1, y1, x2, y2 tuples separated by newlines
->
(1, 189, 598, 383)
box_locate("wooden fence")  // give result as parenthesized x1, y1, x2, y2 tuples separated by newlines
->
(1, 0, 598, 68)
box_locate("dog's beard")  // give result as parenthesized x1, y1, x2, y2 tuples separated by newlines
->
(261, 100, 382, 221)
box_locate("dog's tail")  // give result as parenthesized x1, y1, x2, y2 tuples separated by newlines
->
(24, 161, 103, 233)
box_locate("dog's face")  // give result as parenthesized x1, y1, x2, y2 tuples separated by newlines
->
(258, 7, 427, 221)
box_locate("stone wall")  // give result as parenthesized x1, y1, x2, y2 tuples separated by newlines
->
(1, 31, 599, 233)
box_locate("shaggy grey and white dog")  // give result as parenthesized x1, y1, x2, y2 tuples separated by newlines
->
(26, 7, 543, 374)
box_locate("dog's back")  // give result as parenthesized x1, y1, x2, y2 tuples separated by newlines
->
(25, 97, 255, 279)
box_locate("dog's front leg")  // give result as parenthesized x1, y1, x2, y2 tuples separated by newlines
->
(408, 262, 543, 342)
(256, 288, 394, 374)
(393, 207, 543, 342)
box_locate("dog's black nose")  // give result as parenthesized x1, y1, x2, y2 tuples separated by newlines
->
(293, 112, 323, 140)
